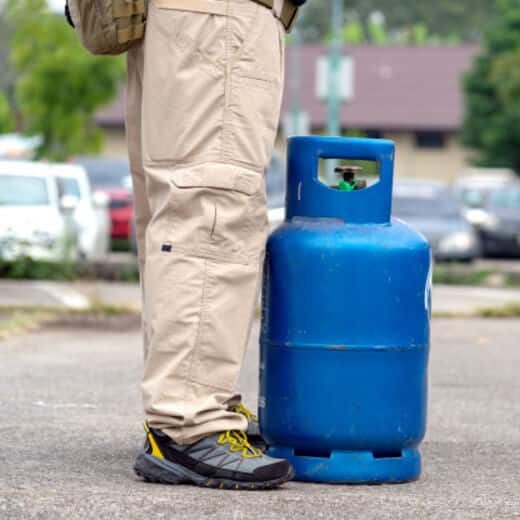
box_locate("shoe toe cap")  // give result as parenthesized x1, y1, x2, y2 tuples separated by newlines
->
(253, 459, 293, 481)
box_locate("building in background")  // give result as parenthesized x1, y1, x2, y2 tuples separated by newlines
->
(95, 93, 129, 158)
(96, 44, 479, 182)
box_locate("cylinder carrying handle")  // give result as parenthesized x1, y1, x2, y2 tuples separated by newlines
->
(285, 136, 395, 224)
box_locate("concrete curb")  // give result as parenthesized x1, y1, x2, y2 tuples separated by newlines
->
(2, 280, 520, 316)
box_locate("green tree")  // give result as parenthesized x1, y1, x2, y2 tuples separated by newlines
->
(0, 3, 17, 130)
(327, 12, 432, 46)
(5, 0, 125, 160)
(462, 0, 520, 174)
(0, 92, 14, 133)
(367, 15, 388, 45)
(341, 19, 364, 44)
(297, 0, 495, 44)
(491, 50, 520, 106)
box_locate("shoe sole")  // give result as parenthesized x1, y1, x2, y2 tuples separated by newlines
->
(133, 451, 294, 490)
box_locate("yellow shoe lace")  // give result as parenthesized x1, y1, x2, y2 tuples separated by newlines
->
(230, 403, 258, 422)
(217, 430, 262, 458)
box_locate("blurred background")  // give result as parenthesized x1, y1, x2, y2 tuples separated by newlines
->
(2, 4, 520, 515)
(1, 0, 520, 300)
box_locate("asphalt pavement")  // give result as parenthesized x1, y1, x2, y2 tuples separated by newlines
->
(2, 279, 520, 315)
(1, 318, 519, 519)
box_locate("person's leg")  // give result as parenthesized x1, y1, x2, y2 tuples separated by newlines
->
(138, 0, 285, 445)
(126, 41, 153, 358)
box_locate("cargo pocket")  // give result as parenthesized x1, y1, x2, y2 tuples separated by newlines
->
(163, 163, 268, 392)
(167, 164, 267, 263)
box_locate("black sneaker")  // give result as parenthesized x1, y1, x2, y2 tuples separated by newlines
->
(134, 422, 293, 490)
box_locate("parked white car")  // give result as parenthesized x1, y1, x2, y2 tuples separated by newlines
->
(0, 161, 78, 262)
(52, 164, 110, 262)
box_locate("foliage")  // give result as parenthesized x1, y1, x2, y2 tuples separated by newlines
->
(341, 20, 364, 44)
(0, 3, 16, 131)
(0, 255, 140, 283)
(0, 91, 14, 133)
(4, 0, 125, 160)
(111, 238, 132, 252)
(491, 50, 520, 106)
(0, 256, 78, 281)
(296, 0, 495, 44)
(0, 4, 12, 92)
(318, 13, 437, 46)
(367, 18, 388, 45)
(462, 0, 520, 174)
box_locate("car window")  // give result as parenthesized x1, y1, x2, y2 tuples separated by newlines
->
(57, 177, 82, 199)
(457, 188, 487, 208)
(488, 187, 520, 210)
(76, 159, 130, 189)
(0, 175, 50, 206)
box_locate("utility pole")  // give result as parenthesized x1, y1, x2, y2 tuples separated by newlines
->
(289, 28, 302, 136)
(327, 0, 343, 182)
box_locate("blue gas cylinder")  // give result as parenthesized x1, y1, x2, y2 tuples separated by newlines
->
(259, 136, 431, 483)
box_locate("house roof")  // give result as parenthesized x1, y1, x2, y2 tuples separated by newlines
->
(96, 88, 127, 128)
(96, 44, 479, 132)
(281, 44, 479, 131)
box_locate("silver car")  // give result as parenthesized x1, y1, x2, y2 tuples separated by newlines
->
(453, 174, 520, 257)
(393, 180, 480, 262)
(468, 184, 520, 257)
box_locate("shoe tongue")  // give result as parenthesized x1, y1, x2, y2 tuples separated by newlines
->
(194, 430, 256, 454)
(229, 430, 246, 442)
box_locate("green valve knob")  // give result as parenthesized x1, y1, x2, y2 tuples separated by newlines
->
(338, 180, 355, 191)
(335, 165, 367, 191)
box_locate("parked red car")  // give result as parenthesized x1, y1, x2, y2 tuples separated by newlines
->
(72, 157, 133, 240)
(105, 187, 133, 239)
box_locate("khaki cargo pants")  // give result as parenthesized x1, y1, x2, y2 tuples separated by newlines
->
(126, 0, 285, 443)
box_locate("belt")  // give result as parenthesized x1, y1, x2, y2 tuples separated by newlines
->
(250, 0, 298, 31)
(154, 0, 298, 31)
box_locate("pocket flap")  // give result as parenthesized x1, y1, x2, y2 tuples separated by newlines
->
(171, 164, 262, 196)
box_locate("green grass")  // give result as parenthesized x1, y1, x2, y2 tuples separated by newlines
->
(78, 301, 140, 316)
(433, 265, 520, 288)
(0, 303, 140, 341)
(433, 266, 495, 286)
(111, 238, 131, 252)
(504, 274, 520, 288)
(0, 302, 139, 317)
(114, 264, 139, 283)
(3, 254, 520, 290)
(477, 303, 520, 318)
(431, 302, 520, 319)
(2, 299, 519, 343)
(0, 309, 56, 339)
(0, 257, 77, 281)
(0, 257, 139, 283)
